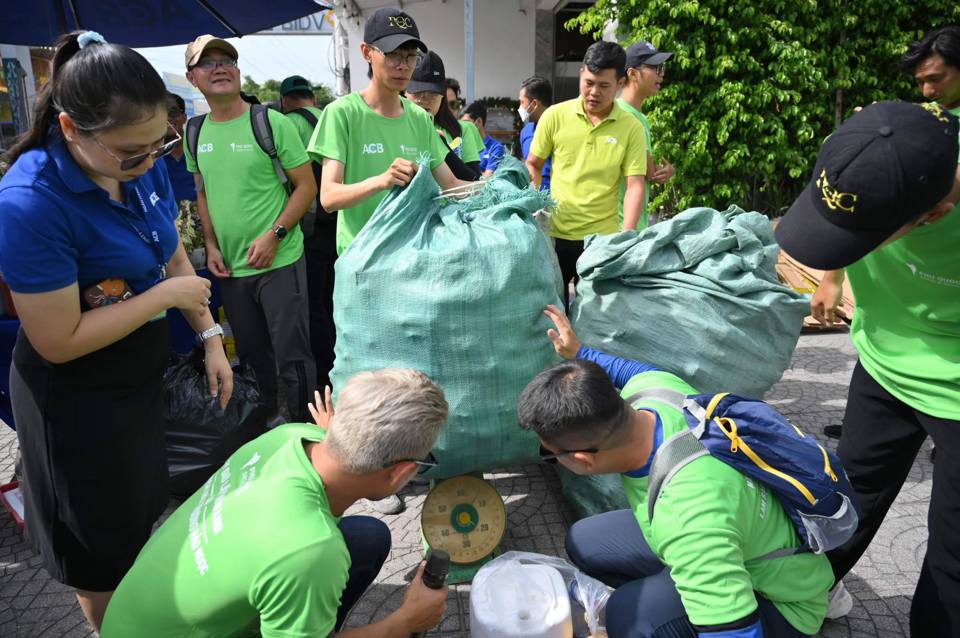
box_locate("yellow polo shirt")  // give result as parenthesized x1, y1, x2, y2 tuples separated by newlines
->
(531, 98, 647, 240)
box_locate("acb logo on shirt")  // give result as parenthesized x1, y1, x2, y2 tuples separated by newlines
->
(362, 143, 385, 154)
(198, 143, 214, 153)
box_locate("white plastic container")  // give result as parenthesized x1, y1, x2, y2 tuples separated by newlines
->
(471, 562, 574, 638)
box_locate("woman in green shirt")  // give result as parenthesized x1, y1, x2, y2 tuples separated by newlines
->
(406, 51, 482, 179)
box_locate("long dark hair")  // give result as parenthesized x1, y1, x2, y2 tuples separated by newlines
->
(434, 94, 463, 141)
(4, 31, 168, 165)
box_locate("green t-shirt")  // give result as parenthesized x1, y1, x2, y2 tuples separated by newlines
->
(618, 371, 832, 635)
(617, 99, 652, 229)
(101, 424, 349, 638)
(286, 105, 324, 148)
(847, 106, 960, 419)
(530, 98, 648, 240)
(307, 93, 447, 255)
(444, 118, 482, 164)
(184, 108, 309, 278)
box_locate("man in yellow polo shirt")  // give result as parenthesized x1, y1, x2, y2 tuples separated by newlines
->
(526, 40, 647, 309)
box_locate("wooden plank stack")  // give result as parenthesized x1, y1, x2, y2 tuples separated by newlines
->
(776, 250, 856, 331)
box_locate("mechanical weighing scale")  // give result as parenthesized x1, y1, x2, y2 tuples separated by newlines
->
(420, 475, 507, 584)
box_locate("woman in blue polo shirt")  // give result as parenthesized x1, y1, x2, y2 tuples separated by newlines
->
(0, 32, 233, 630)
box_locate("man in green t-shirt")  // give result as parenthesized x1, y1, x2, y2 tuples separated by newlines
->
(102, 369, 450, 638)
(280, 74, 337, 392)
(308, 8, 470, 256)
(516, 306, 833, 638)
(618, 41, 677, 229)
(183, 36, 317, 422)
(526, 41, 648, 311)
(776, 87, 960, 634)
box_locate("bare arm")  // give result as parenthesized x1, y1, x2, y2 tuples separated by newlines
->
(320, 158, 414, 213)
(195, 174, 230, 278)
(165, 243, 216, 334)
(526, 154, 546, 189)
(275, 162, 317, 229)
(621, 175, 647, 231)
(432, 162, 475, 192)
(13, 275, 209, 364)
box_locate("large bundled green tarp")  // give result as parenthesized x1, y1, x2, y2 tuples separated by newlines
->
(572, 205, 809, 399)
(331, 156, 561, 478)
(563, 206, 810, 519)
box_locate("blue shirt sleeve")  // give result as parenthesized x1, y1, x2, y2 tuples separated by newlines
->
(576, 345, 658, 389)
(698, 620, 763, 638)
(0, 188, 78, 293)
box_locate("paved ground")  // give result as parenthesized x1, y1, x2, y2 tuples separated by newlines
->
(0, 331, 931, 637)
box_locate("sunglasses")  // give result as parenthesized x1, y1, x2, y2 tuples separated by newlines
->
(539, 444, 599, 464)
(388, 451, 439, 474)
(93, 125, 181, 171)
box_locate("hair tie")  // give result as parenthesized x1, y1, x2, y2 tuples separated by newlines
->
(77, 31, 107, 49)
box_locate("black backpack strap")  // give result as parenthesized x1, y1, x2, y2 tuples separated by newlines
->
(289, 107, 319, 129)
(249, 104, 290, 193)
(185, 114, 207, 191)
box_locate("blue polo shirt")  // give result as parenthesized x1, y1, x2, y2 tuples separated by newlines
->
(479, 135, 505, 173)
(0, 139, 180, 297)
(520, 121, 551, 191)
(163, 152, 196, 202)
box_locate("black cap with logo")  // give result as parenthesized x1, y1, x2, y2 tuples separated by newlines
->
(625, 41, 673, 68)
(407, 50, 446, 94)
(363, 7, 427, 53)
(775, 101, 959, 270)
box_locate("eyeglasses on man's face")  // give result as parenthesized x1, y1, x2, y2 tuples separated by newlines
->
(387, 451, 439, 474)
(642, 63, 666, 76)
(93, 124, 181, 171)
(371, 46, 423, 69)
(538, 444, 599, 465)
(192, 57, 238, 72)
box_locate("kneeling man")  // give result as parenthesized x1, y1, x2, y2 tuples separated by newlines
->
(518, 306, 834, 638)
(102, 369, 449, 637)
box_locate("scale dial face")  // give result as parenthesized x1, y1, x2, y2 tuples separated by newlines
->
(421, 475, 506, 565)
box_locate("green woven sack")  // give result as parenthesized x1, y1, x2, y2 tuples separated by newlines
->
(572, 206, 809, 400)
(331, 157, 561, 478)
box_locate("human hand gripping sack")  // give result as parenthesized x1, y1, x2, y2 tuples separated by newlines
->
(380, 158, 419, 190)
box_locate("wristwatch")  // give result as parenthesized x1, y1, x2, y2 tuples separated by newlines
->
(272, 224, 288, 241)
(199, 323, 224, 343)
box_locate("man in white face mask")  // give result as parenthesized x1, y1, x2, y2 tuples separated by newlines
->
(518, 75, 553, 191)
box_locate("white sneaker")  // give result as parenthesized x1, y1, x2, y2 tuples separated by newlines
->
(825, 580, 853, 619)
(369, 494, 405, 515)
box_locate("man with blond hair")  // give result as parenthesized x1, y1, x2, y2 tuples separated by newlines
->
(102, 370, 450, 638)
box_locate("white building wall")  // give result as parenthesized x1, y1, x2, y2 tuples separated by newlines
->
(341, 0, 537, 101)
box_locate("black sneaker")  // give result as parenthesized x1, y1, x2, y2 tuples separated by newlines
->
(823, 424, 843, 439)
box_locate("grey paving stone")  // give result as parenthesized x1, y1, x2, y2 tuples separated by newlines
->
(0, 332, 938, 637)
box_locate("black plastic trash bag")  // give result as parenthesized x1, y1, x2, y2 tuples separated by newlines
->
(163, 350, 268, 498)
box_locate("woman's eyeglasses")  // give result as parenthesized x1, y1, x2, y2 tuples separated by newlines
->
(92, 124, 181, 171)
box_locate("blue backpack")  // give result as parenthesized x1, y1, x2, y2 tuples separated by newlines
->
(632, 388, 860, 558)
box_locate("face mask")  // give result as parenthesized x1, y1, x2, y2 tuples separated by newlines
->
(518, 105, 531, 123)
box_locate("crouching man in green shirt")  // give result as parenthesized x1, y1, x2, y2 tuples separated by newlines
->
(516, 306, 833, 638)
(101, 370, 450, 638)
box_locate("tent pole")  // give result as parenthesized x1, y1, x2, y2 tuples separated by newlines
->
(195, 0, 243, 37)
(464, 0, 474, 105)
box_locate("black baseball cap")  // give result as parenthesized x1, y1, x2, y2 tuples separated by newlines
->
(625, 41, 673, 68)
(776, 101, 959, 270)
(280, 75, 312, 96)
(363, 8, 427, 53)
(407, 50, 446, 94)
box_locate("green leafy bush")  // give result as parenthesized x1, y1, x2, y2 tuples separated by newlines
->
(571, 1, 960, 217)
